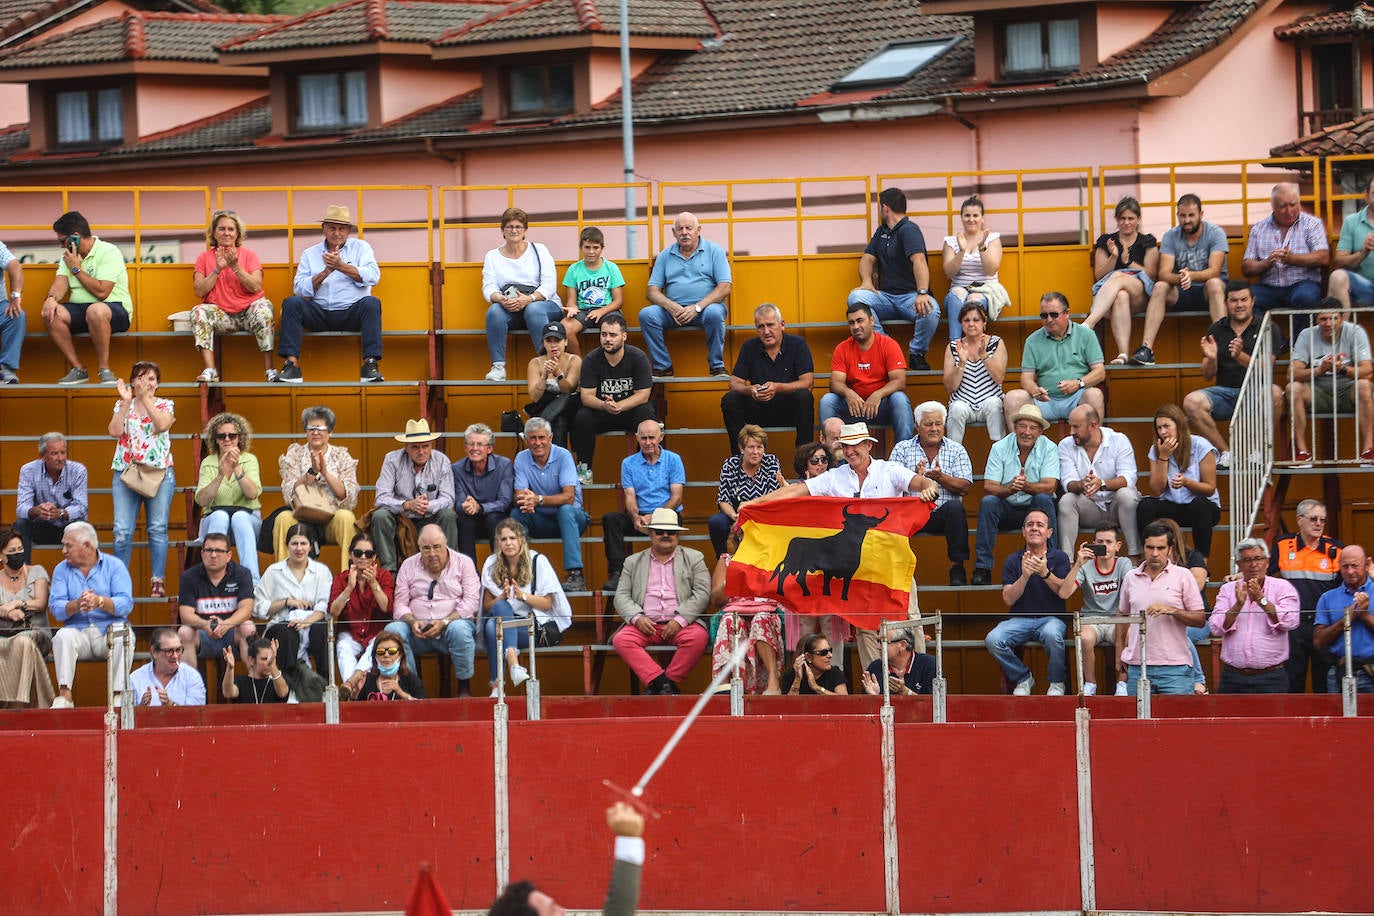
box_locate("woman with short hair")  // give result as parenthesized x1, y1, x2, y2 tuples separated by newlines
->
(195, 411, 263, 582)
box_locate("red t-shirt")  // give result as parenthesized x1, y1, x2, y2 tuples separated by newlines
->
(195, 245, 264, 314)
(830, 333, 906, 399)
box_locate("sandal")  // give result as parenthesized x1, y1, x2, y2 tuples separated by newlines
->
(150, 577, 165, 599)
(1109, 353, 1129, 365)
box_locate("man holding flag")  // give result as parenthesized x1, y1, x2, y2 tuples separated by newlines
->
(745, 421, 936, 668)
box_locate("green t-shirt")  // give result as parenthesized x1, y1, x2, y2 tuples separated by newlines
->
(561, 258, 625, 311)
(1021, 322, 1103, 398)
(1337, 207, 1374, 282)
(58, 238, 133, 315)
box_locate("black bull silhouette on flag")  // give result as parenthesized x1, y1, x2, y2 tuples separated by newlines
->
(768, 505, 890, 601)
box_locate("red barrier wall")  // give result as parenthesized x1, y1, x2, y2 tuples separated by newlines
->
(115, 722, 496, 915)
(507, 715, 887, 912)
(1091, 717, 1374, 913)
(895, 722, 1080, 913)
(0, 731, 104, 915)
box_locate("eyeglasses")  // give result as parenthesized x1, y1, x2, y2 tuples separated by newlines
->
(215, 432, 239, 440)
(1238, 555, 1267, 564)
(375, 646, 401, 657)
(351, 548, 376, 558)
(808, 647, 834, 657)
(1301, 515, 1327, 524)
(1040, 311, 1065, 320)
(808, 455, 829, 466)
(156, 646, 184, 655)
(306, 426, 329, 433)
(200, 547, 229, 555)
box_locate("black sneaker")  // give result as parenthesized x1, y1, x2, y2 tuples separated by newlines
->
(653, 365, 674, 378)
(662, 679, 682, 696)
(908, 353, 930, 371)
(276, 362, 303, 384)
(602, 572, 621, 593)
(359, 358, 384, 383)
(949, 564, 967, 587)
(971, 567, 991, 586)
(1128, 345, 1156, 367)
(709, 365, 728, 377)
(563, 569, 586, 592)
(645, 674, 670, 696)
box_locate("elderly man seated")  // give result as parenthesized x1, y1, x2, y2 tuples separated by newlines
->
(383, 524, 480, 697)
(370, 419, 459, 572)
(1285, 299, 1374, 466)
(47, 521, 133, 708)
(611, 509, 711, 695)
(129, 627, 206, 707)
(14, 431, 88, 560)
(971, 403, 1059, 587)
(861, 633, 936, 696)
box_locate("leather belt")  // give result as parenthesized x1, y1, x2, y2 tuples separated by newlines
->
(1224, 663, 1283, 676)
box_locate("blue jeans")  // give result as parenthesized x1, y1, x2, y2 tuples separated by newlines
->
(1186, 625, 1208, 686)
(1327, 667, 1374, 693)
(973, 493, 1057, 571)
(485, 300, 562, 363)
(278, 295, 383, 360)
(201, 508, 262, 582)
(482, 599, 533, 683)
(384, 618, 477, 680)
(818, 391, 914, 443)
(985, 616, 1067, 685)
(1251, 280, 1320, 337)
(512, 504, 589, 571)
(846, 289, 940, 357)
(112, 466, 176, 580)
(1340, 270, 1374, 306)
(944, 289, 965, 341)
(1126, 664, 1195, 696)
(637, 302, 727, 371)
(0, 309, 23, 369)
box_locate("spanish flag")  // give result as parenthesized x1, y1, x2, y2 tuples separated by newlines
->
(726, 497, 931, 632)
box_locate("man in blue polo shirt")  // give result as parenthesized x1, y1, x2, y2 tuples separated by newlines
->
(601, 419, 686, 593)
(846, 187, 939, 371)
(985, 509, 1072, 696)
(512, 417, 590, 592)
(1314, 544, 1374, 693)
(640, 211, 732, 377)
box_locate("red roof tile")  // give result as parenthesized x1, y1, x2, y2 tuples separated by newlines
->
(220, 0, 504, 53)
(1270, 110, 1374, 158)
(434, 0, 718, 45)
(1275, 7, 1374, 40)
(0, 10, 286, 68)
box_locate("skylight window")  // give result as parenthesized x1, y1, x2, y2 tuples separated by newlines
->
(833, 39, 959, 90)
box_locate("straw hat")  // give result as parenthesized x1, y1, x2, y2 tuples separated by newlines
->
(645, 507, 688, 532)
(395, 419, 441, 443)
(321, 204, 356, 227)
(1007, 403, 1050, 430)
(835, 422, 879, 445)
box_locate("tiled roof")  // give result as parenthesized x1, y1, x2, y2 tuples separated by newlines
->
(1275, 7, 1374, 40)
(0, 123, 27, 157)
(558, 0, 968, 124)
(344, 88, 483, 141)
(220, 0, 504, 53)
(1269, 111, 1374, 158)
(0, 11, 286, 68)
(110, 98, 271, 156)
(435, 0, 718, 45)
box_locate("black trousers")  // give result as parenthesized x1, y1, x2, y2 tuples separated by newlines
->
(1136, 497, 1221, 557)
(571, 402, 657, 465)
(455, 510, 509, 564)
(1284, 616, 1330, 693)
(915, 500, 970, 564)
(720, 388, 814, 452)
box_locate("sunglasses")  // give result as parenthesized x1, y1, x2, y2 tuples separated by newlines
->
(1039, 311, 1065, 320)
(808, 647, 834, 657)
(808, 455, 829, 465)
(351, 548, 376, 559)
(215, 432, 239, 440)
(375, 646, 401, 657)
(306, 426, 329, 433)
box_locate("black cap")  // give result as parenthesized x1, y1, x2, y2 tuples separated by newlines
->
(541, 322, 567, 340)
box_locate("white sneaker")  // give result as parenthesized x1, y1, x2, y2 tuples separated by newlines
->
(485, 363, 506, 381)
(576, 462, 593, 486)
(1114, 681, 1129, 697)
(510, 664, 530, 687)
(1047, 682, 1066, 696)
(51, 696, 74, 709)
(265, 368, 279, 383)
(1217, 449, 1232, 469)
(489, 685, 500, 698)
(196, 367, 219, 382)
(1012, 676, 1034, 696)
(1082, 682, 1098, 696)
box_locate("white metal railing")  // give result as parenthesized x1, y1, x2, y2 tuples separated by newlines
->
(1073, 612, 1154, 718)
(1227, 312, 1277, 568)
(879, 614, 946, 722)
(1278, 306, 1373, 469)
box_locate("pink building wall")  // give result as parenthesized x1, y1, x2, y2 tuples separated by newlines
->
(377, 58, 480, 123)
(1094, 4, 1173, 62)
(134, 76, 266, 137)
(586, 47, 659, 107)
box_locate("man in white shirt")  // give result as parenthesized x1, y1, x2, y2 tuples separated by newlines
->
(1057, 404, 1141, 560)
(129, 627, 207, 707)
(754, 422, 936, 503)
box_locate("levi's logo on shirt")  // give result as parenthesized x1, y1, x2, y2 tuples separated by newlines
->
(857, 360, 872, 371)
(1091, 580, 1120, 597)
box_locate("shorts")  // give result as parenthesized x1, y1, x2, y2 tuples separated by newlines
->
(1083, 621, 1115, 645)
(1312, 383, 1356, 414)
(1039, 390, 1083, 421)
(1340, 270, 1374, 307)
(1173, 284, 1212, 313)
(65, 301, 131, 335)
(569, 309, 621, 332)
(1198, 385, 1240, 421)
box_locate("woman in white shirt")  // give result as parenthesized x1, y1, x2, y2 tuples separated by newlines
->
(941, 196, 1003, 341)
(254, 524, 333, 674)
(481, 518, 572, 695)
(482, 207, 562, 382)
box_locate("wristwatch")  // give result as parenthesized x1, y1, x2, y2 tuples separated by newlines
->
(8, 291, 19, 299)
(917, 288, 932, 296)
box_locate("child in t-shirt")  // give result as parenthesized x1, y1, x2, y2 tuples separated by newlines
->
(1059, 523, 1134, 696)
(560, 226, 625, 354)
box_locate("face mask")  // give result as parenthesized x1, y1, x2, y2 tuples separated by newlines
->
(4, 553, 24, 571)
(378, 660, 400, 677)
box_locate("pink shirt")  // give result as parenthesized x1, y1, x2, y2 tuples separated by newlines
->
(393, 549, 480, 621)
(1208, 576, 1300, 669)
(1119, 562, 1205, 667)
(641, 552, 680, 624)
(195, 245, 264, 314)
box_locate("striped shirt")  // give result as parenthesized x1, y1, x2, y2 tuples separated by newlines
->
(1242, 211, 1328, 288)
(715, 453, 783, 509)
(947, 335, 1003, 408)
(889, 435, 972, 509)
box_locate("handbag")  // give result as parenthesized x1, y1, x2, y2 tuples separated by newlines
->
(291, 480, 337, 525)
(120, 463, 167, 498)
(500, 410, 524, 434)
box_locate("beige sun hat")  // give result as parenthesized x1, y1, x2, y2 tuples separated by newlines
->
(1007, 402, 1050, 430)
(321, 204, 356, 227)
(646, 507, 688, 532)
(395, 419, 441, 443)
(835, 421, 879, 445)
